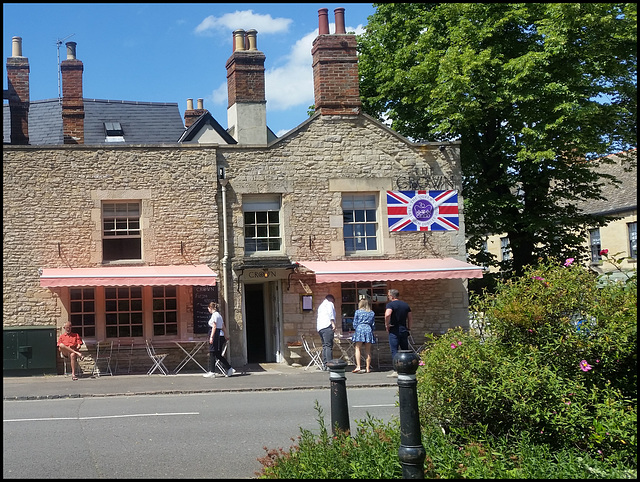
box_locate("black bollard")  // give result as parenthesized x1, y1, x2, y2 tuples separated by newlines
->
(394, 350, 426, 479)
(325, 358, 350, 435)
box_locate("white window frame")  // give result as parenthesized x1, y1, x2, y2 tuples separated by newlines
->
(102, 201, 142, 262)
(628, 222, 637, 259)
(342, 193, 379, 255)
(589, 228, 602, 263)
(242, 196, 282, 255)
(500, 236, 511, 261)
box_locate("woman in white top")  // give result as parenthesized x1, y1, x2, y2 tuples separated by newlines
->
(203, 302, 235, 377)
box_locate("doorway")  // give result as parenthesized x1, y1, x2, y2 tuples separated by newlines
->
(245, 284, 266, 362)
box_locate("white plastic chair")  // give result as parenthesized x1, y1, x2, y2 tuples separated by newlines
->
(91, 340, 113, 377)
(145, 339, 169, 375)
(301, 333, 324, 371)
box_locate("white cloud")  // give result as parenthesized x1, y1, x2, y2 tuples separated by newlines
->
(210, 82, 227, 106)
(204, 21, 368, 131)
(264, 30, 317, 111)
(195, 10, 292, 36)
(264, 23, 366, 112)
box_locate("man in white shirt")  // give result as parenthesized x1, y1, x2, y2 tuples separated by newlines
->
(316, 294, 336, 369)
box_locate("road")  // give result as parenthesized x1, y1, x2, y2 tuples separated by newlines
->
(3, 387, 399, 479)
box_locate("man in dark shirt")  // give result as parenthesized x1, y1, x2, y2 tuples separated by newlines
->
(385, 289, 413, 376)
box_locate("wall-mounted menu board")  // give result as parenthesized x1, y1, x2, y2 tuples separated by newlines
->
(192, 285, 218, 334)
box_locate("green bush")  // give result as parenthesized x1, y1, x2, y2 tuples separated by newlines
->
(257, 256, 636, 478)
(417, 257, 637, 466)
(256, 401, 402, 479)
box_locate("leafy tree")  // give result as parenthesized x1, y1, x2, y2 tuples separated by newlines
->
(358, 3, 637, 276)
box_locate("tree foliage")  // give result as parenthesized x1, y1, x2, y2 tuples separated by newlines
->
(358, 3, 637, 276)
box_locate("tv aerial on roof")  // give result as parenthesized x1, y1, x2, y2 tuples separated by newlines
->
(56, 33, 75, 101)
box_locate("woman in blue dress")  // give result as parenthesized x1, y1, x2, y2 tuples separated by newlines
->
(351, 298, 376, 373)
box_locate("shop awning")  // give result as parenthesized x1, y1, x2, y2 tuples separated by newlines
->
(295, 258, 483, 283)
(40, 264, 217, 287)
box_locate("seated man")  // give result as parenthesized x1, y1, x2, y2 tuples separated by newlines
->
(57, 322, 84, 380)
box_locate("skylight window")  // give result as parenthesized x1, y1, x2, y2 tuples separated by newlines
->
(104, 122, 124, 136)
(104, 122, 125, 142)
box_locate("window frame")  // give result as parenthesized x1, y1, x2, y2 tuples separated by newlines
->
(152, 286, 178, 337)
(340, 281, 387, 332)
(628, 222, 637, 260)
(500, 236, 511, 261)
(342, 193, 379, 255)
(589, 228, 602, 263)
(242, 196, 283, 255)
(69, 288, 96, 339)
(104, 286, 144, 338)
(102, 201, 142, 262)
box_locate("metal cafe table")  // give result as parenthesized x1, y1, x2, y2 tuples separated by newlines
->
(171, 339, 208, 374)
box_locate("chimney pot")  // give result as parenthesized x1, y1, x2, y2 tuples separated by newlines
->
(233, 29, 246, 51)
(12, 36, 23, 57)
(66, 41, 77, 60)
(197, 98, 204, 109)
(246, 29, 258, 50)
(186, 98, 194, 110)
(318, 8, 329, 35)
(334, 8, 346, 34)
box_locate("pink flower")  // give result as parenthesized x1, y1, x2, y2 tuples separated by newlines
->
(600, 249, 609, 255)
(564, 258, 574, 266)
(450, 343, 457, 349)
(457, 341, 463, 346)
(532, 276, 545, 281)
(580, 360, 593, 372)
(419, 360, 425, 366)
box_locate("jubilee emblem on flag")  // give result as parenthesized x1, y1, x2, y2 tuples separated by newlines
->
(387, 190, 459, 231)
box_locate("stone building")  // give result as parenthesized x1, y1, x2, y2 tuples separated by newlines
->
(3, 7, 482, 375)
(478, 149, 637, 282)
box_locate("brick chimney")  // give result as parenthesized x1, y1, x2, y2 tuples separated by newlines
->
(184, 98, 208, 128)
(61, 41, 84, 144)
(6, 36, 30, 145)
(225, 28, 267, 144)
(312, 7, 361, 116)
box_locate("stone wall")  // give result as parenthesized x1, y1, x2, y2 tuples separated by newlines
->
(4, 113, 470, 369)
(3, 144, 221, 329)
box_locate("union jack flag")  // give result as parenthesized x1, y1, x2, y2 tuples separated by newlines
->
(387, 190, 459, 231)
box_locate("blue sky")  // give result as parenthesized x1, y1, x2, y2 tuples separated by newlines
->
(3, 3, 375, 137)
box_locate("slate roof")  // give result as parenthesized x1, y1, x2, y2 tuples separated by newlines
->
(4, 98, 185, 145)
(577, 149, 637, 216)
(178, 111, 237, 144)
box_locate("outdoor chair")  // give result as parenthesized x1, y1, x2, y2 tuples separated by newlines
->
(301, 333, 324, 371)
(114, 339, 134, 375)
(408, 332, 426, 356)
(91, 340, 113, 377)
(145, 339, 169, 375)
(60, 350, 74, 377)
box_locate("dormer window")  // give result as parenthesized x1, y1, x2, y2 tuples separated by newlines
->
(104, 122, 125, 142)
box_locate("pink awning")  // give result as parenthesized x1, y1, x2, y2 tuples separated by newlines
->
(40, 264, 217, 287)
(296, 258, 483, 283)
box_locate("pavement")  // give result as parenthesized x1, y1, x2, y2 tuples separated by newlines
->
(3, 363, 398, 400)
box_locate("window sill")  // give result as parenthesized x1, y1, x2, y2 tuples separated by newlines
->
(102, 259, 145, 266)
